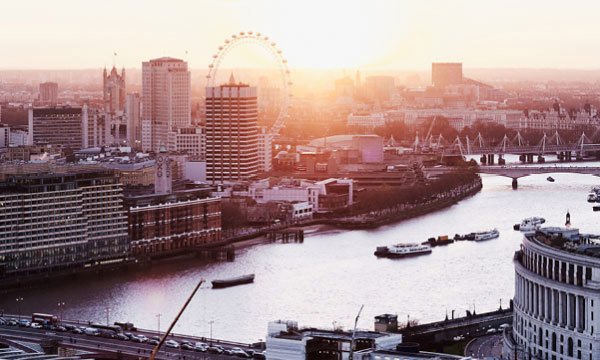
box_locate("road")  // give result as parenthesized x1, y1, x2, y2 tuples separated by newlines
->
(464, 334, 503, 359)
(0, 324, 260, 360)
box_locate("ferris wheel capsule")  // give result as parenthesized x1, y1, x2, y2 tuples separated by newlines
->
(212, 55, 217, 58)
(264, 36, 269, 40)
(248, 31, 253, 35)
(286, 70, 290, 74)
(209, 64, 214, 68)
(282, 59, 287, 63)
(218, 46, 223, 50)
(206, 75, 211, 79)
(232, 34, 237, 38)
(225, 40, 229, 44)
(256, 32, 261, 36)
(277, 50, 282, 54)
(271, 42, 276, 46)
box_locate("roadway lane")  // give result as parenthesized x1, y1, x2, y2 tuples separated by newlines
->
(464, 334, 503, 359)
(0, 325, 256, 360)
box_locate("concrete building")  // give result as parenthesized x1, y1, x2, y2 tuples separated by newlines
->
(101, 160, 156, 186)
(0, 125, 9, 148)
(141, 119, 152, 151)
(168, 126, 206, 158)
(347, 112, 386, 129)
(28, 105, 86, 149)
(205, 75, 259, 182)
(503, 226, 600, 360)
(126, 92, 141, 148)
(0, 164, 129, 279)
(259, 127, 273, 172)
(124, 187, 221, 259)
(39, 82, 58, 105)
(396, 108, 523, 131)
(266, 320, 403, 360)
(142, 57, 191, 152)
(183, 157, 207, 182)
(432, 63, 463, 88)
(365, 76, 395, 102)
(83, 108, 109, 148)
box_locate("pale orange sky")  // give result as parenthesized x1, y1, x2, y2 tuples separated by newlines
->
(2, 0, 600, 70)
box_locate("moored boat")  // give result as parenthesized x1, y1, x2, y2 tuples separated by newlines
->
(212, 274, 255, 289)
(514, 217, 545, 231)
(422, 235, 454, 247)
(374, 243, 432, 258)
(547, 176, 555, 182)
(473, 228, 499, 241)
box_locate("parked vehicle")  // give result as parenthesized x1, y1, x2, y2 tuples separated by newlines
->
(148, 339, 160, 346)
(208, 346, 224, 354)
(165, 340, 180, 349)
(181, 343, 195, 351)
(30, 323, 44, 329)
(72, 328, 83, 334)
(116, 333, 129, 341)
(83, 328, 100, 336)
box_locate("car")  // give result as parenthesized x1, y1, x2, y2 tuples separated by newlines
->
(148, 339, 160, 346)
(116, 333, 129, 341)
(55, 326, 67, 332)
(151, 336, 161, 342)
(195, 342, 208, 348)
(207, 346, 224, 354)
(30, 323, 44, 329)
(181, 343, 194, 351)
(8, 320, 17, 326)
(136, 334, 148, 342)
(83, 328, 100, 336)
(253, 351, 266, 359)
(499, 323, 510, 329)
(165, 340, 179, 349)
(231, 348, 251, 358)
(18, 320, 31, 327)
(64, 324, 76, 331)
(486, 328, 498, 334)
(124, 332, 134, 339)
(71, 328, 83, 334)
(0, 318, 6, 325)
(194, 344, 208, 352)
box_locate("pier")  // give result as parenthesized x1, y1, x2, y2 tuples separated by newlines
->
(266, 228, 304, 243)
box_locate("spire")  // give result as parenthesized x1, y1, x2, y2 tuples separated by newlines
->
(229, 72, 236, 85)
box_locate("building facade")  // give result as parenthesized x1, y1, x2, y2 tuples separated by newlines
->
(205, 77, 259, 182)
(125, 188, 221, 258)
(168, 126, 206, 158)
(28, 105, 86, 149)
(0, 164, 129, 279)
(126, 92, 141, 148)
(504, 227, 600, 360)
(39, 82, 58, 105)
(142, 57, 191, 152)
(432, 62, 463, 88)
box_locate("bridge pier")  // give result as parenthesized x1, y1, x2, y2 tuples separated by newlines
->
(537, 155, 545, 163)
(512, 178, 518, 190)
(480, 155, 487, 164)
(498, 155, 505, 165)
(527, 154, 534, 163)
(487, 154, 495, 165)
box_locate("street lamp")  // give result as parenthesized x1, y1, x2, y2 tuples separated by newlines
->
(57, 302, 65, 326)
(156, 313, 162, 336)
(15, 297, 23, 322)
(104, 307, 110, 326)
(208, 320, 214, 346)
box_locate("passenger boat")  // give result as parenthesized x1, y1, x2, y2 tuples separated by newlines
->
(593, 206, 600, 212)
(588, 193, 598, 203)
(547, 176, 555, 182)
(212, 274, 255, 289)
(514, 217, 545, 231)
(473, 228, 500, 241)
(374, 243, 432, 258)
(454, 232, 476, 241)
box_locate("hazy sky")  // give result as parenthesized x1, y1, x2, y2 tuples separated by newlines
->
(3, 0, 600, 70)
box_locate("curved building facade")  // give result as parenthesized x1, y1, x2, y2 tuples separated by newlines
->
(504, 227, 600, 360)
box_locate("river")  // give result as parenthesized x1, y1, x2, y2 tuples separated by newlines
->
(2, 163, 600, 343)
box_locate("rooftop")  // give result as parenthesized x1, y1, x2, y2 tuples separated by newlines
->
(528, 226, 600, 258)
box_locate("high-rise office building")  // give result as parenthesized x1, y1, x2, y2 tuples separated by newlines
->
(28, 105, 86, 149)
(0, 164, 129, 279)
(365, 76, 395, 102)
(126, 92, 141, 148)
(142, 57, 191, 152)
(205, 75, 259, 182)
(432, 62, 463, 88)
(39, 82, 58, 105)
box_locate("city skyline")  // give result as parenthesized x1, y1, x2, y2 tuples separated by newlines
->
(4, 0, 600, 70)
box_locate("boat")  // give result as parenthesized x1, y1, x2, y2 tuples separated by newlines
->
(547, 176, 555, 182)
(588, 193, 598, 203)
(422, 235, 454, 247)
(473, 228, 499, 241)
(594, 206, 600, 212)
(212, 274, 255, 289)
(454, 232, 476, 241)
(514, 217, 545, 231)
(374, 243, 432, 258)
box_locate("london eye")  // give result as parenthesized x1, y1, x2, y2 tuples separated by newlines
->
(206, 31, 292, 139)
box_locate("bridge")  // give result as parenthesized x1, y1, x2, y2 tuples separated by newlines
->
(425, 165, 600, 188)
(413, 131, 600, 162)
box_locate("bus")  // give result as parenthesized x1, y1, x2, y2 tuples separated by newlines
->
(32, 313, 58, 326)
(90, 323, 123, 334)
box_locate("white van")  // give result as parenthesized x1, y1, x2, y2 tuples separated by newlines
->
(84, 328, 100, 336)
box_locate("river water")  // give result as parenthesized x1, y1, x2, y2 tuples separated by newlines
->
(2, 162, 600, 343)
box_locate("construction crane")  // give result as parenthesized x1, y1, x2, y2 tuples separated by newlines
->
(349, 304, 365, 360)
(148, 278, 205, 360)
